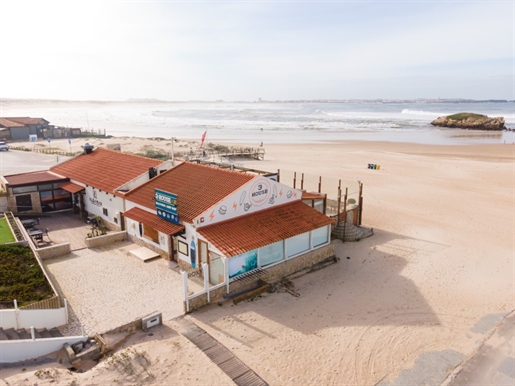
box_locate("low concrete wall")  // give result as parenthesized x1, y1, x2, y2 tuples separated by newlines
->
(1, 335, 88, 363)
(36, 242, 71, 260)
(184, 244, 336, 312)
(85, 231, 126, 248)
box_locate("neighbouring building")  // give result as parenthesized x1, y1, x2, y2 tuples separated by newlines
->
(0, 117, 50, 141)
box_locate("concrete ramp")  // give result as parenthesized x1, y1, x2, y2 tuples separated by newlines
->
(129, 247, 160, 262)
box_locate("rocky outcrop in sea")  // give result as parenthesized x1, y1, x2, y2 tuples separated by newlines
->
(431, 113, 506, 131)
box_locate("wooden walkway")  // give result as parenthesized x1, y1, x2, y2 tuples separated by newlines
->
(176, 318, 268, 386)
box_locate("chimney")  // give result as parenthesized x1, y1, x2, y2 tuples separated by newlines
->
(82, 143, 94, 154)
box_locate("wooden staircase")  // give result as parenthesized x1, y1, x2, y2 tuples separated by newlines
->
(0, 327, 63, 341)
(332, 222, 373, 242)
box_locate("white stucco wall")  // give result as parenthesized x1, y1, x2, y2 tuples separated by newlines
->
(193, 176, 302, 227)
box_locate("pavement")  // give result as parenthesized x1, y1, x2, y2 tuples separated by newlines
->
(377, 312, 514, 386)
(43, 241, 201, 336)
(0, 149, 71, 176)
(448, 312, 515, 386)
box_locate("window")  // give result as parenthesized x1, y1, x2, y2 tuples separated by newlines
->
(13, 185, 37, 194)
(258, 240, 284, 267)
(16, 194, 33, 212)
(286, 232, 310, 258)
(312, 226, 329, 247)
(143, 225, 159, 243)
(38, 183, 53, 191)
(103, 208, 108, 216)
(209, 252, 224, 285)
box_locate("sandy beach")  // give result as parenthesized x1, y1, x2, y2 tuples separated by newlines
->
(1, 137, 513, 385)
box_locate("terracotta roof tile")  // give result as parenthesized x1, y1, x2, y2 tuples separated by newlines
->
(302, 191, 326, 200)
(4, 171, 66, 186)
(3, 117, 48, 125)
(124, 206, 185, 235)
(59, 181, 85, 193)
(125, 162, 255, 223)
(197, 201, 335, 257)
(0, 118, 25, 128)
(51, 148, 162, 193)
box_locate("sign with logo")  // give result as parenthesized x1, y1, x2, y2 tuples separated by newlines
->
(155, 189, 179, 224)
(249, 179, 271, 206)
(29, 135, 37, 142)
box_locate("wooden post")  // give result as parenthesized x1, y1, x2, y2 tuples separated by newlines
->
(293, 172, 297, 189)
(318, 176, 322, 193)
(336, 180, 341, 223)
(358, 182, 363, 226)
(301, 173, 304, 190)
(342, 187, 348, 242)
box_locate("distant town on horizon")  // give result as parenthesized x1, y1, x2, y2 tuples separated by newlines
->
(0, 97, 513, 105)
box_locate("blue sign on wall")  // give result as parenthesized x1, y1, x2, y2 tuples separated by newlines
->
(155, 189, 179, 224)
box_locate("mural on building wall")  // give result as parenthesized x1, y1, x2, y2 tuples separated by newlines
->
(228, 250, 257, 278)
(197, 177, 301, 225)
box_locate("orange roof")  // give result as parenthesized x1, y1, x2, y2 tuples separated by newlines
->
(59, 181, 85, 193)
(197, 201, 335, 257)
(51, 148, 162, 193)
(124, 206, 185, 235)
(0, 118, 25, 128)
(3, 117, 48, 125)
(302, 191, 326, 200)
(125, 162, 255, 223)
(3, 170, 66, 186)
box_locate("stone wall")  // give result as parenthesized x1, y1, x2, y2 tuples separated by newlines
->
(37, 242, 71, 260)
(184, 244, 336, 312)
(85, 231, 126, 248)
(7, 190, 42, 214)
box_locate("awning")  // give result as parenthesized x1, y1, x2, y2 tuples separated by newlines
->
(197, 200, 335, 257)
(60, 181, 85, 194)
(124, 207, 185, 235)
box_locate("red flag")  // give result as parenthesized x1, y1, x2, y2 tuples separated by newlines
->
(200, 130, 207, 148)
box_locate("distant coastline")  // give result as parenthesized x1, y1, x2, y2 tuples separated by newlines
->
(0, 97, 513, 105)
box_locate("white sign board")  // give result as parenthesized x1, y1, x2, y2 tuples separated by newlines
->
(29, 135, 37, 142)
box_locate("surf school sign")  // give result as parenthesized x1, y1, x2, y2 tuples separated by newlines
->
(155, 189, 179, 224)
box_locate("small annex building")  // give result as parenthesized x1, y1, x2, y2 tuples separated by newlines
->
(123, 161, 335, 284)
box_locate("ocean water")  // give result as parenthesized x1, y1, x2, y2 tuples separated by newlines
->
(2, 100, 514, 145)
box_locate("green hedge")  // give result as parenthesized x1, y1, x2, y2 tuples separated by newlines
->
(0, 245, 54, 305)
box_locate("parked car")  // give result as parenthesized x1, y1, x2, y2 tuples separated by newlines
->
(0, 141, 8, 151)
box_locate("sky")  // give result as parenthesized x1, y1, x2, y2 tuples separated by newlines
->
(1, 1, 513, 101)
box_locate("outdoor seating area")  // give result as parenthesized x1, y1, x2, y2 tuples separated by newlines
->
(18, 212, 94, 250)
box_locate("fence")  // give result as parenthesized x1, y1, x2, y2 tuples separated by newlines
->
(0, 299, 68, 330)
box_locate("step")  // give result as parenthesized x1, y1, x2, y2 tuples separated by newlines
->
(49, 327, 63, 338)
(4, 328, 20, 340)
(0, 328, 9, 341)
(39, 328, 52, 338)
(17, 329, 31, 340)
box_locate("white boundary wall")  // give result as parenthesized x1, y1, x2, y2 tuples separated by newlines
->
(0, 300, 68, 330)
(1, 334, 88, 363)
